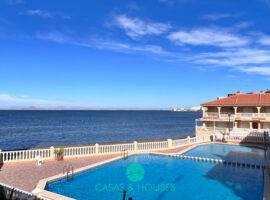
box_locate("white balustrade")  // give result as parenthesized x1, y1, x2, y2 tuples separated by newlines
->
(64, 146, 95, 157)
(172, 138, 188, 147)
(0, 135, 215, 163)
(190, 137, 197, 143)
(98, 143, 134, 154)
(226, 134, 269, 143)
(205, 112, 218, 117)
(137, 141, 168, 151)
(1, 148, 50, 163)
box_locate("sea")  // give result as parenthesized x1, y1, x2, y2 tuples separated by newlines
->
(0, 110, 201, 150)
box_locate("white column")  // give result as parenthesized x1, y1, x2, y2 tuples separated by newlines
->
(187, 136, 190, 144)
(257, 107, 261, 117)
(95, 143, 99, 154)
(167, 139, 172, 149)
(203, 135, 206, 142)
(203, 107, 207, 116)
(214, 121, 216, 132)
(134, 141, 137, 152)
(258, 122, 261, 130)
(234, 107, 238, 115)
(249, 122, 252, 130)
(217, 107, 221, 118)
(50, 146, 54, 160)
(234, 121, 238, 129)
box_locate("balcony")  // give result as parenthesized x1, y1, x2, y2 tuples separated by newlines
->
(236, 113, 269, 120)
(196, 126, 232, 133)
(204, 112, 234, 120)
(204, 112, 219, 118)
(203, 112, 270, 120)
(196, 125, 269, 135)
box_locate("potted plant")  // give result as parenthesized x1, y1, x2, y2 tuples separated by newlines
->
(210, 135, 214, 142)
(55, 148, 64, 161)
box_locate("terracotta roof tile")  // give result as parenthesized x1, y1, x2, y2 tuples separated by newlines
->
(201, 93, 270, 105)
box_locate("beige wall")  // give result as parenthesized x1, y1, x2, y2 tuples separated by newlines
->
(238, 121, 250, 128)
(262, 122, 270, 129)
(220, 107, 234, 113)
(206, 121, 214, 127)
(261, 107, 270, 113)
(207, 107, 218, 112)
(196, 130, 213, 136)
(237, 107, 257, 113)
(216, 121, 228, 128)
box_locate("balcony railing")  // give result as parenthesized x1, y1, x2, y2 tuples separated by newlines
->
(204, 112, 270, 119)
(196, 126, 230, 132)
(197, 125, 270, 136)
(204, 112, 219, 117)
(236, 113, 268, 118)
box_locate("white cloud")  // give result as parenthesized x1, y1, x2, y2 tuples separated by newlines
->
(236, 67, 270, 75)
(36, 32, 70, 43)
(167, 28, 250, 47)
(113, 15, 171, 38)
(25, 10, 52, 18)
(81, 40, 178, 57)
(201, 13, 233, 21)
(35, 31, 178, 57)
(258, 35, 270, 45)
(193, 48, 270, 66)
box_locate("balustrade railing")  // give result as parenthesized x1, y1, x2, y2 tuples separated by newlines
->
(137, 141, 168, 151)
(1, 148, 51, 163)
(98, 143, 134, 154)
(0, 135, 214, 163)
(225, 135, 269, 143)
(172, 138, 188, 147)
(204, 112, 270, 119)
(204, 112, 218, 117)
(64, 146, 95, 157)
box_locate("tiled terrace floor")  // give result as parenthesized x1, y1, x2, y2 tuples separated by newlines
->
(0, 145, 193, 192)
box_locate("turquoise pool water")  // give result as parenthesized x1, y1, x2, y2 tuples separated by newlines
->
(183, 143, 267, 165)
(46, 146, 265, 200)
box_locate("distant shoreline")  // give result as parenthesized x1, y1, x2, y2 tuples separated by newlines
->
(0, 109, 201, 111)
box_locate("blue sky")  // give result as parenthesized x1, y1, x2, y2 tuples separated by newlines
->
(1, 0, 270, 109)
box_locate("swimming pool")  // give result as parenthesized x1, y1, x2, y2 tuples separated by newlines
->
(183, 143, 267, 165)
(46, 144, 265, 200)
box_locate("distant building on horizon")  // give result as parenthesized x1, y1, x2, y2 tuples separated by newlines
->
(172, 106, 201, 112)
(196, 90, 270, 136)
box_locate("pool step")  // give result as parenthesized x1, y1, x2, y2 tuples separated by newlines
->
(168, 154, 266, 169)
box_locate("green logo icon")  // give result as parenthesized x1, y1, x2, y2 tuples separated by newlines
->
(126, 163, 144, 182)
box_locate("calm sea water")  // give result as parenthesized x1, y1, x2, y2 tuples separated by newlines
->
(0, 111, 201, 150)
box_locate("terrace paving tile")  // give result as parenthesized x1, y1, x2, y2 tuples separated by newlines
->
(0, 154, 119, 192)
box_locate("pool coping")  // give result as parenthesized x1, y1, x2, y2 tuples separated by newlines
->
(34, 142, 268, 200)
